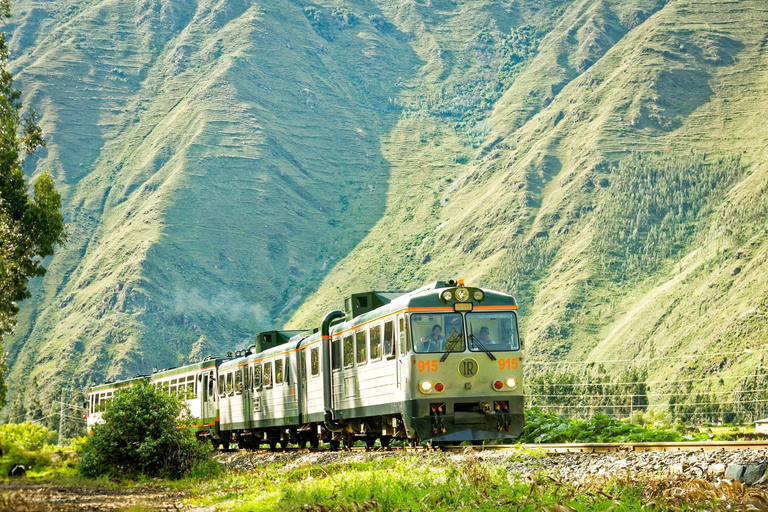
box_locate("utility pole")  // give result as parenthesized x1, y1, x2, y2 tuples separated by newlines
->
(58, 388, 66, 446)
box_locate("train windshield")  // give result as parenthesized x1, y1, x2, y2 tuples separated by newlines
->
(466, 312, 520, 352)
(411, 313, 465, 354)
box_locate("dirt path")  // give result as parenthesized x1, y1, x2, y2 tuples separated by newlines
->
(0, 481, 192, 512)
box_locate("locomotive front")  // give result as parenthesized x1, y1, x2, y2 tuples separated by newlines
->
(404, 282, 523, 442)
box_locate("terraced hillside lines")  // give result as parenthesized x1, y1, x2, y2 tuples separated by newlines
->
(5, 0, 768, 414)
(290, 0, 768, 405)
(4, 0, 419, 397)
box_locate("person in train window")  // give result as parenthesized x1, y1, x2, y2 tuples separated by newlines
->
(478, 326, 494, 344)
(419, 324, 445, 352)
(383, 337, 393, 357)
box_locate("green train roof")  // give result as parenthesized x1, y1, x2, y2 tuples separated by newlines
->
(90, 375, 149, 393)
(149, 358, 228, 381)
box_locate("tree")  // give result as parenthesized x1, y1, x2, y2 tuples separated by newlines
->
(0, 0, 67, 405)
(78, 382, 212, 479)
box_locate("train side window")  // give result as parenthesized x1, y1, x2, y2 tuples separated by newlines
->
(301, 351, 307, 380)
(218, 375, 225, 396)
(332, 338, 341, 370)
(343, 335, 354, 368)
(254, 364, 262, 389)
(356, 330, 367, 365)
(370, 325, 382, 361)
(399, 317, 406, 354)
(244, 366, 251, 390)
(226, 373, 233, 394)
(284, 356, 290, 384)
(263, 361, 273, 387)
(275, 359, 284, 384)
(384, 321, 395, 358)
(311, 347, 320, 376)
(235, 369, 243, 393)
(399, 316, 411, 354)
(186, 376, 195, 399)
(208, 373, 215, 401)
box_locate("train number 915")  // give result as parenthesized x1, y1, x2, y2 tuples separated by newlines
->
(497, 358, 518, 370)
(417, 360, 438, 372)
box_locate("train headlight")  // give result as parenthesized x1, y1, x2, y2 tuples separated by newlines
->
(456, 288, 470, 302)
(419, 380, 433, 393)
(505, 377, 518, 389)
(442, 291, 453, 301)
(473, 290, 484, 301)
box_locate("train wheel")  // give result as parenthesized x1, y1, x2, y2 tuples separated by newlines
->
(309, 437, 320, 449)
(364, 437, 376, 450)
(380, 436, 392, 449)
(329, 439, 340, 451)
(269, 440, 279, 451)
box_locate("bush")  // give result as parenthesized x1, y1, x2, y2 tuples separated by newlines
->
(0, 422, 56, 451)
(520, 407, 694, 443)
(78, 381, 210, 479)
(1, 443, 54, 474)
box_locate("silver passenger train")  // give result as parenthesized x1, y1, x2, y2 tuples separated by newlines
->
(87, 280, 524, 447)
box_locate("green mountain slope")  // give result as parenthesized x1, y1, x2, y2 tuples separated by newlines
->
(288, 0, 768, 411)
(5, 0, 419, 394)
(6, 0, 768, 417)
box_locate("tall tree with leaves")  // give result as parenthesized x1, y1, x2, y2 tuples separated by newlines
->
(0, 0, 66, 405)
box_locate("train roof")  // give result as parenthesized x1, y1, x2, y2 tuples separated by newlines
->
(89, 374, 150, 394)
(325, 281, 517, 336)
(150, 357, 229, 381)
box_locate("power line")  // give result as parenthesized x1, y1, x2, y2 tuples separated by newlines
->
(529, 388, 768, 399)
(526, 349, 765, 366)
(529, 397, 768, 409)
(524, 373, 768, 387)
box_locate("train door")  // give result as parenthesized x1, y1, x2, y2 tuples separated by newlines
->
(242, 365, 252, 427)
(299, 349, 308, 421)
(201, 371, 216, 426)
(397, 313, 408, 390)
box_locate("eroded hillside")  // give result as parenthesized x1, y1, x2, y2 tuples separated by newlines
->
(5, 0, 768, 415)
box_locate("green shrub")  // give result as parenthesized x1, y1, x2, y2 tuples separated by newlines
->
(78, 381, 210, 479)
(520, 407, 698, 443)
(1, 443, 53, 473)
(0, 422, 56, 451)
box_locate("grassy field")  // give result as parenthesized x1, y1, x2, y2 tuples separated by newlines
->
(5, 450, 767, 512)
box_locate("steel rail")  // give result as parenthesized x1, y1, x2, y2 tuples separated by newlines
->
(441, 441, 768, 453)
(232, 441, 768, 454)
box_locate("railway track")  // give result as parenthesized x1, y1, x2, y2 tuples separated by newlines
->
(492, 441, 768, 453)
(238, 440, 768, 454)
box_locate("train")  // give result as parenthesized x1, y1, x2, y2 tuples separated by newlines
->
(87, 280, 524, 448)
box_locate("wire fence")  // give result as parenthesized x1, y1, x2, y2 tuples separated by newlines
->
(524, 352, 768, 423)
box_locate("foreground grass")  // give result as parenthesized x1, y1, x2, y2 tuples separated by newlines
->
(5, 450, 766, 511)
(179, 455, 654, 511)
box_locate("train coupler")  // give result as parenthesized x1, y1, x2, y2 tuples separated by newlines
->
(495, 401, 511, 432)
(430, 403, 447, 435)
